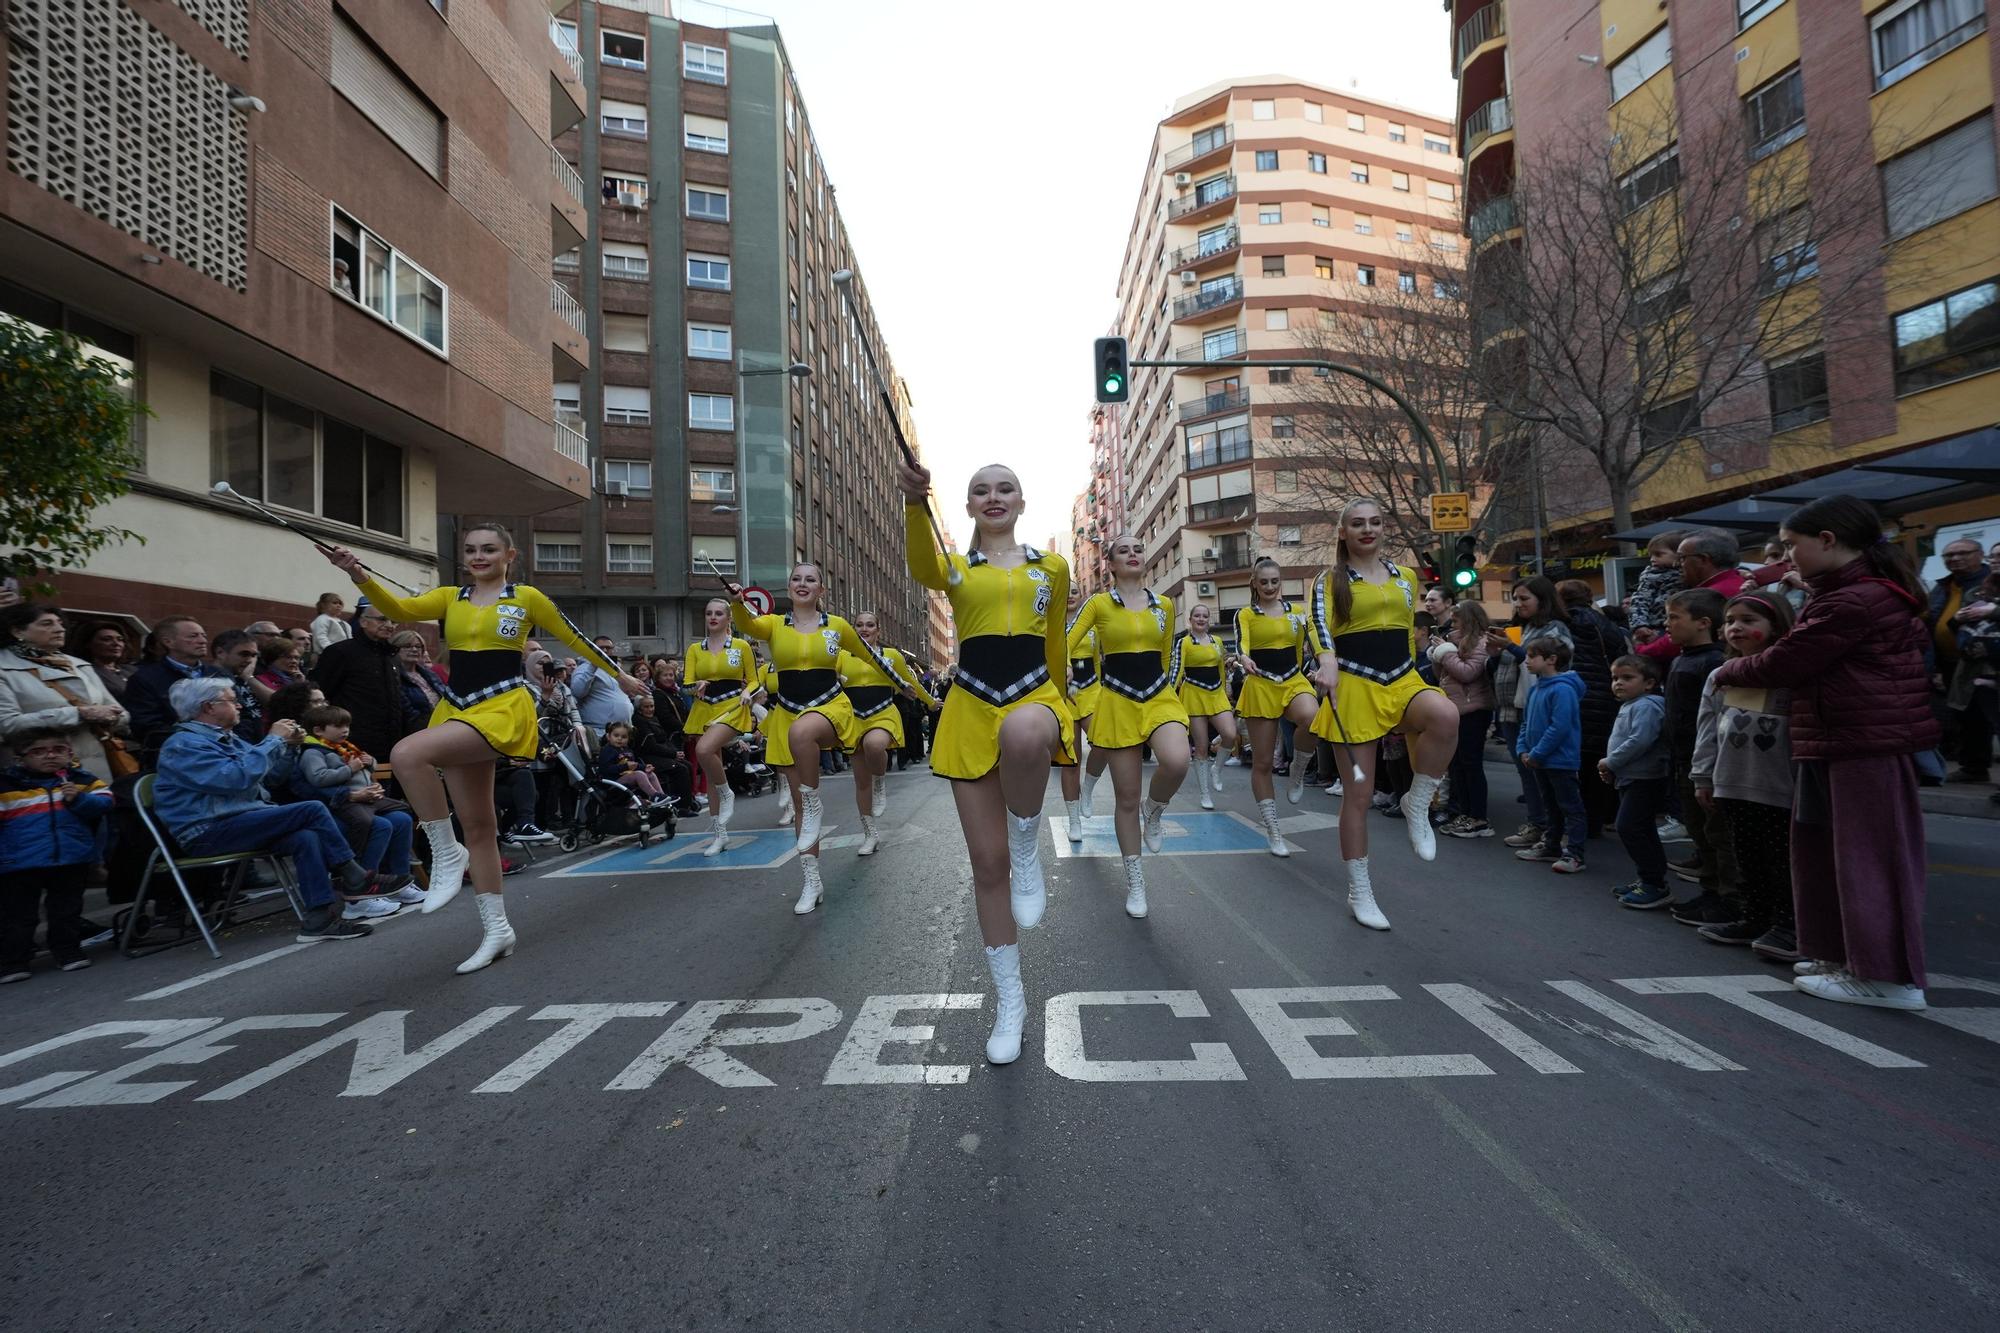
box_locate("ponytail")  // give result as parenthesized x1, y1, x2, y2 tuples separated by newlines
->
(1329, 496, 1383, 622)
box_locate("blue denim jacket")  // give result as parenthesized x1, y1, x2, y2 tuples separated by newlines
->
(153, 722, 299, 843)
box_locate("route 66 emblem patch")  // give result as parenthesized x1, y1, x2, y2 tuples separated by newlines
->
(726, 647, 741, 667)
(822, 628, 841, 657)
(1034, 584, 1052, 618)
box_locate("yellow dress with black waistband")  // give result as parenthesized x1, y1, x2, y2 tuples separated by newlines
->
(1176, 631, 1231, 717)
(353, 578, 620, 759)
(733, 603, 898, 767)
(1066, 589, 1189, 749)
(685, 635, 758, 736)
(1066, 621, 1102, 721)
(1232, 602, 1315, 719)
(841, 644, 939, 750)
(1306, 563, 1442, 745)
(755, 664, 780, 741)
(907, 505, 1076, 780)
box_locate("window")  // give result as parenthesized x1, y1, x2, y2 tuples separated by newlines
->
(330, 208, 445, 355)
(1268, 368, 1292, 384)
(1634, 269, 1691, 322)
(1353, 214, 1373, 235)
(1315, 257, 1334, 280)
(607, 539, 653, 574)
(1341, 111, 1363, 133)
(1271, 415, 1296, 438)
(1185, 414, 1252, 470)
(695, 536, 738, 574)
(689, 392, 735, 430)
(1739, 0, 1783, 28)
(689, 323, 732, 360)
(1397, 271, 1417, 294)
(1424, 132, 1452, 154)
(684, 42, 727, 84)
(1262, 255, 1286, 277)
(1304, 102, 1324, 124)
(1356, 264, 1376, 287)
(685, 113, 729, 153)
(330, 13, 442, 177)
(602, 313, 648, 353)
(1610, 25, 1673, 102)
(1197, 224, 1233, 255)
(1433, 277, 1461, 299)
(553, 248, 580, 272)
(1278, 526, 1303, 546)
(1617, 145, 1680, 214)
(1347, 161, 1367, 183)
(687, 253, 731, 290)
(1893, 277, 2000, 392)
(601, 98, 647, 137)
(626, 604, 657, 638)
(1259, 205, 1283, 225)
(603, 240, 650, 280)
(1265, 309, 1290, 330)
(1396, 224, 1413, 242)
(1759, 210, 1819, 291)
(603, 173, 647, 207)
(603, 458, 653, 497)
(687, 187, 729, 221)
(1882, 118, 1998, 239)
(1202, 327, 1244, 358)
(209, 372, 404, 536)
(1427, 179, 1456, 202)
(690, 467, 736, 502)
(1388, 122, 1407, 143)
(552, 19, 578, 50)
(1275, 469, 1298, 492)
(1872, 0, 1984, 90)
(1436, 234, 1459, 252)
(1391, 171, 1410, 191)
(604, 385, 651, 426)
(2, 280, 143, 464)
(1638, 395, 1700, 451)
(552, 382, 582, 424)
(534, 535, 581, 573)
(1310, 204, 1330, 228)
(1255, 149, 1278, 171)
(1768, 351, 1829, 430)
(1251, 99, 1275, 120)
(602, 29, 645, 69)
(1744, 67, 1804, 159)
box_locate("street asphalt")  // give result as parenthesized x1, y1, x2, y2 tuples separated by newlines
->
(3, 755, 1997, 1332)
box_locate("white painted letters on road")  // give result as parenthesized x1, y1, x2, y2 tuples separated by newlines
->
(607, 999, 842, 1090)
(1423, 985, 1582, 1075)
(1234, 987, 1492, 1079)
(0, 1020, 224, 1106)
(1614, 976, 1922, 1069)
(824, 994, 984, 1086)
(27, 1015, 342, 1108)
(1044, 991, 1246, 1082)
(199, 1007, 522, 1100)
(475, 1004, 680, 1093)
(1544, 982, 1745, 1071)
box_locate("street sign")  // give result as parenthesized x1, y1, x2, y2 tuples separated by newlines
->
(741, 585, 774, 616)
(1428, 492, 1472, 533)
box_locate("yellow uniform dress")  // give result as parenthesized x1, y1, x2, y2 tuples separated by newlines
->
(1232, 602, 1315, 719)
(907, 505, 1075, 779)
(1176, 631, 1231, 717)
(841, 644, 938, 750)
(755, 664, 780, 742)
(1066, 622, 1102, 721)
(685, 635, 757, 736)
(1307, 563, 1441, 745)
(1066, 589, 1189, 749)
(354, 578, 620, 759)
(732, 603, 896, 767)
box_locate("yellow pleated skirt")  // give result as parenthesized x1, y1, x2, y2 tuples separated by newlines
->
(1069, 680, 1102, 721)
(1309, 669, 1441, 746)
(1235, 673, 1314, 720)
(1088, 686, 1190, 750)
(688, 694, 755, 737)
(849, 699, 908, 749)
(764, 693, 858, 768)
(931, 679, 1075, 780)
(433, 689, 539, 759)
(1178, 679, 1231, 718)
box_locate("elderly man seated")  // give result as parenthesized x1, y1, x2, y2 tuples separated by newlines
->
(152, 678, 374, 942)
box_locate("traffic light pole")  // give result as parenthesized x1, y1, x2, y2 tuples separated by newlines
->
(1129, 358, 1454, 495)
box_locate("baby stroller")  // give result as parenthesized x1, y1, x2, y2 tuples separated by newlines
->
(724, 733, 781, 797)
(550, 739, 674, 852)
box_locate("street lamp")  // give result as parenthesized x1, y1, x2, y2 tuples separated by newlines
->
(739, 362, 812, 379)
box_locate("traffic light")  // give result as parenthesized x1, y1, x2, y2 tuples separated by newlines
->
(1451, 535, 1480, 589)
(1094, 337, 1130, 404)
(1418, 549, 1443, 585)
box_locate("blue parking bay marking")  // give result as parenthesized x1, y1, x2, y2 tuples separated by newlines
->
(1050, 811, 1271, 859)
(550, 827, 813, 877)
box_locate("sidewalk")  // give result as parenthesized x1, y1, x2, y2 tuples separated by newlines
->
(1923, 775, 1999, 821)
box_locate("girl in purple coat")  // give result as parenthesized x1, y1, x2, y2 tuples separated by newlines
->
(1709, 496, 1939, 1011)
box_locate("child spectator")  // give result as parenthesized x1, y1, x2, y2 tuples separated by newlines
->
(1627, 531, 1686, 641)
(1513, 638, 1587, 873)
(1691, 593, 1798, 957)
(1428, 601, 1495, 838)
(309, 593, 351, 653)
(1661, 588, 1736, 926)
(1600, 655, 1671, 908)
(598, 721, 668, 805)
(1, 731, 114, 980)
(1710, 495, 1940, 1010)
(295, 705, 419, 915)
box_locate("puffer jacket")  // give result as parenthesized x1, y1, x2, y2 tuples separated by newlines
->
(1564, 604, 1628, 747)
(0, 765, 113, 871)
(1710, 557, 1941, 761)
(1517, 670, 1586, 769)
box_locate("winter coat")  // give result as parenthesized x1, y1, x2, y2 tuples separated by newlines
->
(1690, 676, 1793, 808)
(1602, 694, 1668, 786)
(311, 634, 406, 759)
(1427, 638, 1494, 714)
(1517, 670, 1586, 770)
(0, 646, 128, 778)
(292, 738, 372, 806)
(1637, 569, 1751, 661)
(1564, 604, 1629, 747)
(1711, 557, 1941, 761)
(1926, 562, 1990, 671)
(153, 722, 299, 844)
(1665, 640, 1724, 765)
(0, 765, 113, 872)
(1493, 619, 1573, 718)
(124, 657, 224, 754)
(310, 613, 351, 653)
(1627, 563, 1684, 632)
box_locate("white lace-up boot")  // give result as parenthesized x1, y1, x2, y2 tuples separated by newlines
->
(1288, 757, 1309, 805)
(1347, 857, 1390, 930)
(1196, 763, 1214, 810)
(795, 785, 823, 853)
(1259, 798, 1289, 858)
(1007, 811, 1046, 929)
(794, 853, 823, 914)
(1065, 800, 1084, 843)
(420, 819, 467, 914)
(871, 774, 886, 818)
(1123, 855, 1148, 919)
(777, 782, 793, 825)
(454, 893, 516, 973)
(1210, 752, 1225, 793)
(984, 943, 1027, 1064)
(1401, 773, 1440, 862)
(857, 815, 879, 856)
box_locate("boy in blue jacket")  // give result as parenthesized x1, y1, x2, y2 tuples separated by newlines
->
(1, 731, 114, 981)
(1515, 639, 1588, 873)
(1599, 655, 1672, 908)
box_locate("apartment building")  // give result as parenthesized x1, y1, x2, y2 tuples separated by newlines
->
(1070, 401, 1127, 598)
(2, 0, 592, 629)
(1109, 78, 1462, 640)
(1448, 0, 2000, 554)
(531, 1, 927, 661)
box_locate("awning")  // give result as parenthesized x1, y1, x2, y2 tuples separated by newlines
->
(1674, 497, 1799, 532)
(1854, 425, 2000, 483)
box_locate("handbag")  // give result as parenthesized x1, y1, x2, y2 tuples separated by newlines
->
(41, 673, 140, 777)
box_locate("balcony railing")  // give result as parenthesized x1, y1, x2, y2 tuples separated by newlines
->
(1164, 126, 1233, 171)
(1185, 437, 1253, 471)
(1468, 193, 1518, 245)
(1167, 176, 1237, 220)
(1455, 2, 1506, 67)
(1175, 328, 1247, 361)
(1211, 540, 1254, 571)
(1188, 497, 1254, 527)
(1167, 225, 1240, 269)
(554, 420, 588, 465)
(1177, 386, 1249, 421)
(551, 279, 586, 337)
(549, 17, 583, 80)
(1463, 96, 1513, 156)
(1173, 277, 1244, 321)
(551, 145, 584, 206)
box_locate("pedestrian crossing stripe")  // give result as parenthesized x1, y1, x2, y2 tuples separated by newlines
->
(1051, 810, 1273, 858)
(548, 827, 823, 877)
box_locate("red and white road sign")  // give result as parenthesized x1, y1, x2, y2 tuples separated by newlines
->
(741, 585, 774, 616)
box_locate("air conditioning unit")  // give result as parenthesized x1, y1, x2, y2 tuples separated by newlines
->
(603, 479, 628, 498)
(618, 192, 644, 207)
(1179, 270, 1198, 286)
(1197, 581, 1214, 596)
(1173, 172, 1193, 186)
(1203, 547, 1218, 558)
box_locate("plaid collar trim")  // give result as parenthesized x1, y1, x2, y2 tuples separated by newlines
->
(966, 545, 1047, 567)
(1107, 587, 1159, 610)
(456, 584, 518, 601)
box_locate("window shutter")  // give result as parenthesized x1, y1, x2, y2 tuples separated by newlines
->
(331, 14, 443, 178)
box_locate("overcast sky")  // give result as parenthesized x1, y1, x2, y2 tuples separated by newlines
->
(698, 0, 1459, 548)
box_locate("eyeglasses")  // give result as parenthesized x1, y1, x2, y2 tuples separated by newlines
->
(21, 746, 72, 758)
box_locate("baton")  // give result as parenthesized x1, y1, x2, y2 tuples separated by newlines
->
(210, 481, 422, 595)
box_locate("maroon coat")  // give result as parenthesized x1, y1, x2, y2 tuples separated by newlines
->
(1710, 558, 1939, 761)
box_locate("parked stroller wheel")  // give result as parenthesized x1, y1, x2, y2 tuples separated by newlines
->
(558, 826, 581, 853)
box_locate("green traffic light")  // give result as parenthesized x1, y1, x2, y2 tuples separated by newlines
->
(1454, 569, 1479, 588)
(1104, 376, 1124, 394)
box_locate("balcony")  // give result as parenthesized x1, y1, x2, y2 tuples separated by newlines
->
(1164, 125, 1233, 173)
(1187, 497, 1255, 528)
(1184, 436, 1253, 472)
(1178, 386, 1249, 422)
(1167, 225, 1240, 271)
(1174, 327, 1248, 361)
(1463, 96, 1513, 158)
(549, 17, 583, 81)
(1468, 193, 1518, 246)
(1455, 3, 1506, 70)
(1167, 176, 1237, 222)
(550, 279, 586, 337)
(1173, 277, 1244, 321)
(550, 146, 586, 253)
(554, 420, 588, 465)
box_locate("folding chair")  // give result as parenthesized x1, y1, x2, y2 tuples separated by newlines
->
(122, 775, 307, 959)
